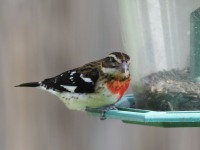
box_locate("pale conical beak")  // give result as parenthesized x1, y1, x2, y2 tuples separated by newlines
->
(119, 62, 129, 74)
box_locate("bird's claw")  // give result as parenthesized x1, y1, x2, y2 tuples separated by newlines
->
(86, 105, 118, 120)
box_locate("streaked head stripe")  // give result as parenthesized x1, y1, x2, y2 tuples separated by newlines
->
(108, 54, 122, 63)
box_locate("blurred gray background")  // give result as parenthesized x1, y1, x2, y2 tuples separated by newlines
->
(1, 0, 200, 150)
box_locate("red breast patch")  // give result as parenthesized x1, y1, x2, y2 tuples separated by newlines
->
(106, 77, 131, 100)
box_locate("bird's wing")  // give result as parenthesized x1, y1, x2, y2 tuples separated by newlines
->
(41, 68, 100, 93)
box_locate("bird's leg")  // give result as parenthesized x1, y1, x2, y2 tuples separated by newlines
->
(86, 105, 118, 120)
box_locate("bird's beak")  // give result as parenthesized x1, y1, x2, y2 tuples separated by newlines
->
(119, 62, 129, 74)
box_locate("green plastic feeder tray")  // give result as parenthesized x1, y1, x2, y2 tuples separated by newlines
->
(89, 95, 200, 128)
(89, 7, 200, 128)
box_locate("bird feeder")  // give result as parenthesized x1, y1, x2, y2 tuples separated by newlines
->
(89, 6, 200, 127)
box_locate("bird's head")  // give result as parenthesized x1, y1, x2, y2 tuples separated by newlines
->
(101, 52, 130, 79)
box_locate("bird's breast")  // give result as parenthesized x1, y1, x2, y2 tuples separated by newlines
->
(106, 77, 131, 99)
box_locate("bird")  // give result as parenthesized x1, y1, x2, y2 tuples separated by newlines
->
(16, 52, 131, 120)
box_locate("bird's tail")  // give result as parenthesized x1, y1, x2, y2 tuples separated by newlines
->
(15, 82, 40, 87)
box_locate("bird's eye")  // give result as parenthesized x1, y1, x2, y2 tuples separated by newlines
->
(107, 57, 120, 68)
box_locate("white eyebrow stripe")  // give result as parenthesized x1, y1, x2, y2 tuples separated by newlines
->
(61, 85, 77, 92)
(108, 54, 122, 63)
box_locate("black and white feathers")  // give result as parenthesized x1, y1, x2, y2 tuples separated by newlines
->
(16, 68, 100, 93)
(42, 68, 99, 93)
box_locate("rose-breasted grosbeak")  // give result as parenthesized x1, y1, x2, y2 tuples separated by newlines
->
(16, 52, 131, 119)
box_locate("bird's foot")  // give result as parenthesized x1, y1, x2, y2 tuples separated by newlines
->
(86, 105, 118, 120)
(99, 105, 118, 120)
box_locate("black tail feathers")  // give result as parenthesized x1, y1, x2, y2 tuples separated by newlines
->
(15, 82, 40, 87)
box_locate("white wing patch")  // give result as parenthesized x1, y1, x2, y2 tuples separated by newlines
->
(80, 74, 93, 83)
(70, 71, 76, 75)
(61, 85, 77, 92)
